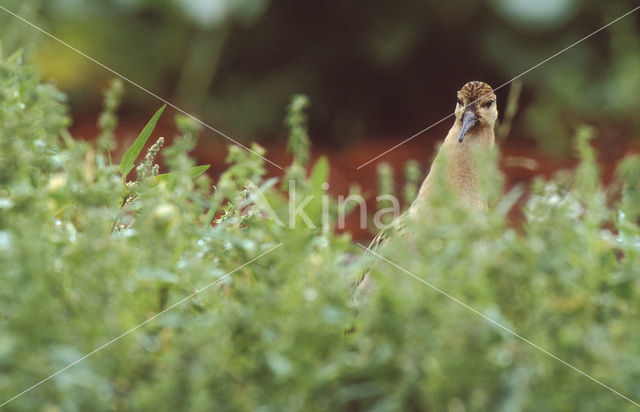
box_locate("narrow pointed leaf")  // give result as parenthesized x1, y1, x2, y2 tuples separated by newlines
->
(119, 105, 165, 180)
(309, 156, 329, 191)
(155, 165, 211, 184)
(187, 164, 211, 180)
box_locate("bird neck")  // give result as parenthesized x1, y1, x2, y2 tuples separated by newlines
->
(440, 123, 495, 171)
(409, 124, 495, 218)
(440, 124, 495, 204)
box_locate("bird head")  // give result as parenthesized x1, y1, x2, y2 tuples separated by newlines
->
(454, 81, 497, 143)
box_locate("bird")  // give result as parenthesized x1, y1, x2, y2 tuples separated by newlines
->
(352, 81, 498, 301)
(407, 80, 498, 213)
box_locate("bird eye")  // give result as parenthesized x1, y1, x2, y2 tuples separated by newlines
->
(483, 99, 494, 108)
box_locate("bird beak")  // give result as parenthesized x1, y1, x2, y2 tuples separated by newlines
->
(459, 110, 478, 143)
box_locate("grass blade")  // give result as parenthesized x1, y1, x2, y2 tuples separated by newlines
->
(119, 105, 166, 180)
(187, 164, 211, 180)
(155, 165, 211, 184)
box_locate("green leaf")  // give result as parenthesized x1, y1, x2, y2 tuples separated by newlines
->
(309, 156, 329, 191)
(306, 156, 329, 222)
(187, 164, 211, 180)
(155, 165, 211, 184)
(119, 105, 165, 180)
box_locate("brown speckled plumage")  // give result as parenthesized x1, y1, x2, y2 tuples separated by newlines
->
(458, 81, 495, 103)
(409, 81, 498, 213)
(353, 81, 499, 302)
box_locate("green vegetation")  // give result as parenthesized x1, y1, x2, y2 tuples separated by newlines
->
(2, 54, 640, 411)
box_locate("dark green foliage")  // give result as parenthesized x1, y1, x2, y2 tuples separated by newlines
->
(2, 58, 640, 411)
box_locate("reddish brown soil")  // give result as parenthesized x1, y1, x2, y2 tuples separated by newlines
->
(71, 114, 640, 241)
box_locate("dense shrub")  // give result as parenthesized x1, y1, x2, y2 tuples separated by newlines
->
(1, 54, 640, 411)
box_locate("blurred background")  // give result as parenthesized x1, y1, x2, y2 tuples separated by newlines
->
(1, 0, 639, 222)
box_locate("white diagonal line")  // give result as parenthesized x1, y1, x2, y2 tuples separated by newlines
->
(356, 4, 640, 170)
(0, 243, 282, 408)
(357, 243, 640, 408)
(0, 3, 283, 170)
